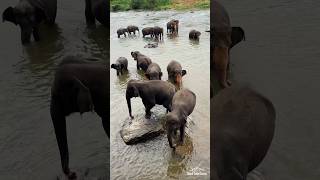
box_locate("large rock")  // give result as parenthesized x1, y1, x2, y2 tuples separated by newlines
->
(120, 115, 164, 145)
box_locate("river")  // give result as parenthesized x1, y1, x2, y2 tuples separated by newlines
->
(110, 10, 210, 180)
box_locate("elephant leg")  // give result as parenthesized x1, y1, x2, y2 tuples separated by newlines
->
(136, 63, 140, 70)
(118, 34, 120, 38)
(213, 47, 230, 88)
(33, 27, 40, 41)
(50, 101, 76, 179)
(144, 102, 154, 119)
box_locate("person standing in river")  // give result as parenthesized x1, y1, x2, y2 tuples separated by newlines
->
(211, 0, 232, 88)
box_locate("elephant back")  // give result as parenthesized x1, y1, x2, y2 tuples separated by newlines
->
(27, 0, 57, 24)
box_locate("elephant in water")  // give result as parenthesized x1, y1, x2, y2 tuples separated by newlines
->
(212, 85, 275, 180)
(50, 56, 109, 179)
(211, 0, 245, 89)
(85, 0, 109, 26)
(2, 0, 57, 44)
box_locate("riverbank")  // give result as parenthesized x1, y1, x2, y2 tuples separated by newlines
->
(111, 0, 209, 12)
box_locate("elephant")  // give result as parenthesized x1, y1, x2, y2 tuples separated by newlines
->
(2, 0, 57, 44)
(230, 27, 246, 49)
(167, 19, 179, 34)
(127, 25, 139, 35)
(85, 0, 109, 26)
(212, 85, 275, 180)
(189, 30, 201, 40)
(211, 1, 245, 89)
(153, 26, 164, 40)
(167, 60, 187, 87)
(131, 51, 152, 71)
(126, 80, 176, 119)
(166, 89, 196, 149)
(50, 56, 109, 179)
(111, 57, 128, 75)
(145, 63, 162, 80)
(142, 27, 154, 38)
(117, 28, 128, 38)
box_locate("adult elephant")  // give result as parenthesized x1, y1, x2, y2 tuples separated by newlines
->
(50, 56, 109, 179)
(142, 27, 154, 38)
(131, 51, 152, 71)
(167, 19, 179, 34)
(127, 25, 139, 35)
(212, 86, 275, 180)
(2, 0, 57, 44)
(85, 0, 109, 26)
(126, 80, 175, 119)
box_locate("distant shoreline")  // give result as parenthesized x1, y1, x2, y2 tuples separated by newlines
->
(111, 0, 209, 12)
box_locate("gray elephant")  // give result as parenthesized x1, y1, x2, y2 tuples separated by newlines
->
(167, 19, 179, 34)
(2, 0, 57, 44)
(167, 60, 187, 87)
(142, 27, 154, 38)
(85, 0, 109, 26)
(50, 56, 109, 179)
(153, 26, 164, 40)
(212, 86, 275, 180)
(127, 25, 139, 35)
(166, 89, 196, 149)
(211, 0, 245, 88)
(131, 51, 152, 71)
(189, 30, 201, 40)
(111, 57, 128, 76)
(126, 80, 176, 119)
(145, 63, 162, 80)
(117, 28, 128, 38)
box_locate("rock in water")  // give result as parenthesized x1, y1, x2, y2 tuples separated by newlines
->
(120, 115, 164, 144)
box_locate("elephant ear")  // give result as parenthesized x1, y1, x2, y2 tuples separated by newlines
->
(2, 7, 17, 25)
(73, 77, 94, 114)
(182, 70, 187, 76)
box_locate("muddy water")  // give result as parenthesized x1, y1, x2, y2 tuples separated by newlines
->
(110, 10, 210, 179)
(222, 0, 320, 179)
(0, 0, 109, 179)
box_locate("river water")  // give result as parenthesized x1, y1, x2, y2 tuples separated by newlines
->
(110, 10, 210, 179)
(0, 0, 109, 179)
(222, 0, 320, 179)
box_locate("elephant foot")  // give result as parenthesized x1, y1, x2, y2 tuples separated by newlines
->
(227, 80, 232, 86)
(64, 170, 77, 180)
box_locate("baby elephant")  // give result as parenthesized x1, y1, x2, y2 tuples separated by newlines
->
(131, 51, 152, 71)
(127, 25, 139, 35)
(117, 28, 128, 38)
(142, 27, 154, 38)
(145, 63, 162, 80)
(126, 80, 176, 119)
(212, 85, 275, 180)
(111, 57, 128, 75)
(189, 30, 201, 40)
(167, 60, 187, 87)
(166, 89, 196, 149)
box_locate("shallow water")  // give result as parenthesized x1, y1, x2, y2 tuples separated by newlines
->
(110, 10, 210, 179)
(0, 0, 109, 179)
(222, 0, 320, 179)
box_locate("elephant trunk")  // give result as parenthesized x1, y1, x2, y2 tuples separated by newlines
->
(176, 74, 182, 89)
(126, 94, 133, 119)
(167, 126, 174, 148)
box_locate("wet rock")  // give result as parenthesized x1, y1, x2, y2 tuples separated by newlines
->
(144, 42, 158, 48)
(120, 115, 164, 145)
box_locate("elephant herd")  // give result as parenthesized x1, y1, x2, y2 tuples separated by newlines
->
(111, 50, 195, 149)
(117, 19, 201, 40)
(211, 1, 275, 180)
(2, 0, 108, 44)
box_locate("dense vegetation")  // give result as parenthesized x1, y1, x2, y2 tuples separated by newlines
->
(111, 0, 209, 12)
